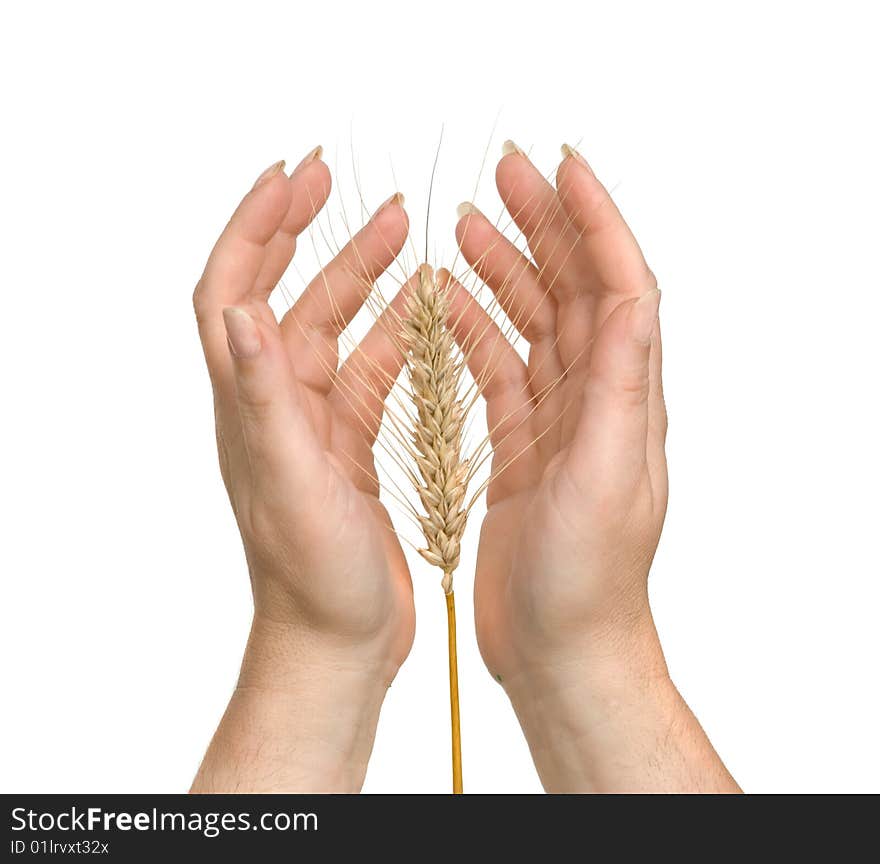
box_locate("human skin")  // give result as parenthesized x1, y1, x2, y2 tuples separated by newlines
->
(190, 143, 739, 794)
(446, 142, 741, 792)
(190, 151, 415, 792)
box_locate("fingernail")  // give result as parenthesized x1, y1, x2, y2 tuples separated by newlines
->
(375, 192, 405, 214)
(253, 159, 286, 188)
(223, 307, 261, 358)
(630, 289, 661, 344)
(560, 143, 594, 175)
(292, 144, 323, 173)
(436, 266, 453, 289)
(502, 139, 524, 157)
(456, 201, 479, 220)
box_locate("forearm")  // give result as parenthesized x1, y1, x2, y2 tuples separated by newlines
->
(504, 615, 741, 793)
(191, 617, 390, 793)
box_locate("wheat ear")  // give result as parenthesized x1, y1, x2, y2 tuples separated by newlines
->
(403, 262, 467, 793)
(403, 264, 470, 592)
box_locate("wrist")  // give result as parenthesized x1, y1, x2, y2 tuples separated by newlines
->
(502, 610, 679, 792)
(240, 612, 400, 692)
(191, 615, 394, 793)
(502, 609, 739, 793)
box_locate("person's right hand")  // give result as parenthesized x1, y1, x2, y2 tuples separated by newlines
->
(447, 142, 738, 792)
(190, 152, 414, 792)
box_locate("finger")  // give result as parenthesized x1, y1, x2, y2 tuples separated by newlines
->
(197, 162, 292, 310)
(222, 306, 327, 499)
(281, 194, 409, 393)
(253, 146, 331, 298)
(441, 268, 539, 498)
(193, 161, 293, 402)
(455, 202, 566, 411)
(331, 279, 414, 443)
(455, 203, 555, 342)
(566, 289, 661, 494)
(495, 141, 583, 297)
(556, 145, 656, 302)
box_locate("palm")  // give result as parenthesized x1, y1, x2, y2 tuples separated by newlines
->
(257, 331, 412, 635)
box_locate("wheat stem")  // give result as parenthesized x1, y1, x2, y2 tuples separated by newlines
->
(446, 589, 462, 794)
(403, 263, 470, 793)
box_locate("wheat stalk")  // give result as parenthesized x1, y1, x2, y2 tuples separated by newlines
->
(401, 262, 467, 792)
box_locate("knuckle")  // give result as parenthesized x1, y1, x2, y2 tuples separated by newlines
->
(236, 390, 275, 424)
(588, 369, 649, 406)
(481, 359, 527, 400)
(192, 280, 210, 323)
(657, 398, 669, 437)
(619, 369, 650, 397)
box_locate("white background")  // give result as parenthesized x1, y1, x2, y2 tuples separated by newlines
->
(1, 1, 878, 793)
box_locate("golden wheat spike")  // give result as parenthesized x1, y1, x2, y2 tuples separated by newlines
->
(403, 264, 470, 594)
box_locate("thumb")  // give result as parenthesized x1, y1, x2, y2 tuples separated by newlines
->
(222, 306, 327, 496)
(566, 289, 661, 492)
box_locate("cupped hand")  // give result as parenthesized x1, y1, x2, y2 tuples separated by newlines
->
(449, 143, 666, 683)
(191, 153, 414, 790)
(447, 143, 737, 792)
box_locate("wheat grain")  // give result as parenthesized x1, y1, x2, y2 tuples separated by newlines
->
(402, 263, 470, 595)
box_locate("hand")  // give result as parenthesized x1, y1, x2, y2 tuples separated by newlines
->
(448, 142, 738, 792)
(190, 152, 414, 792)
